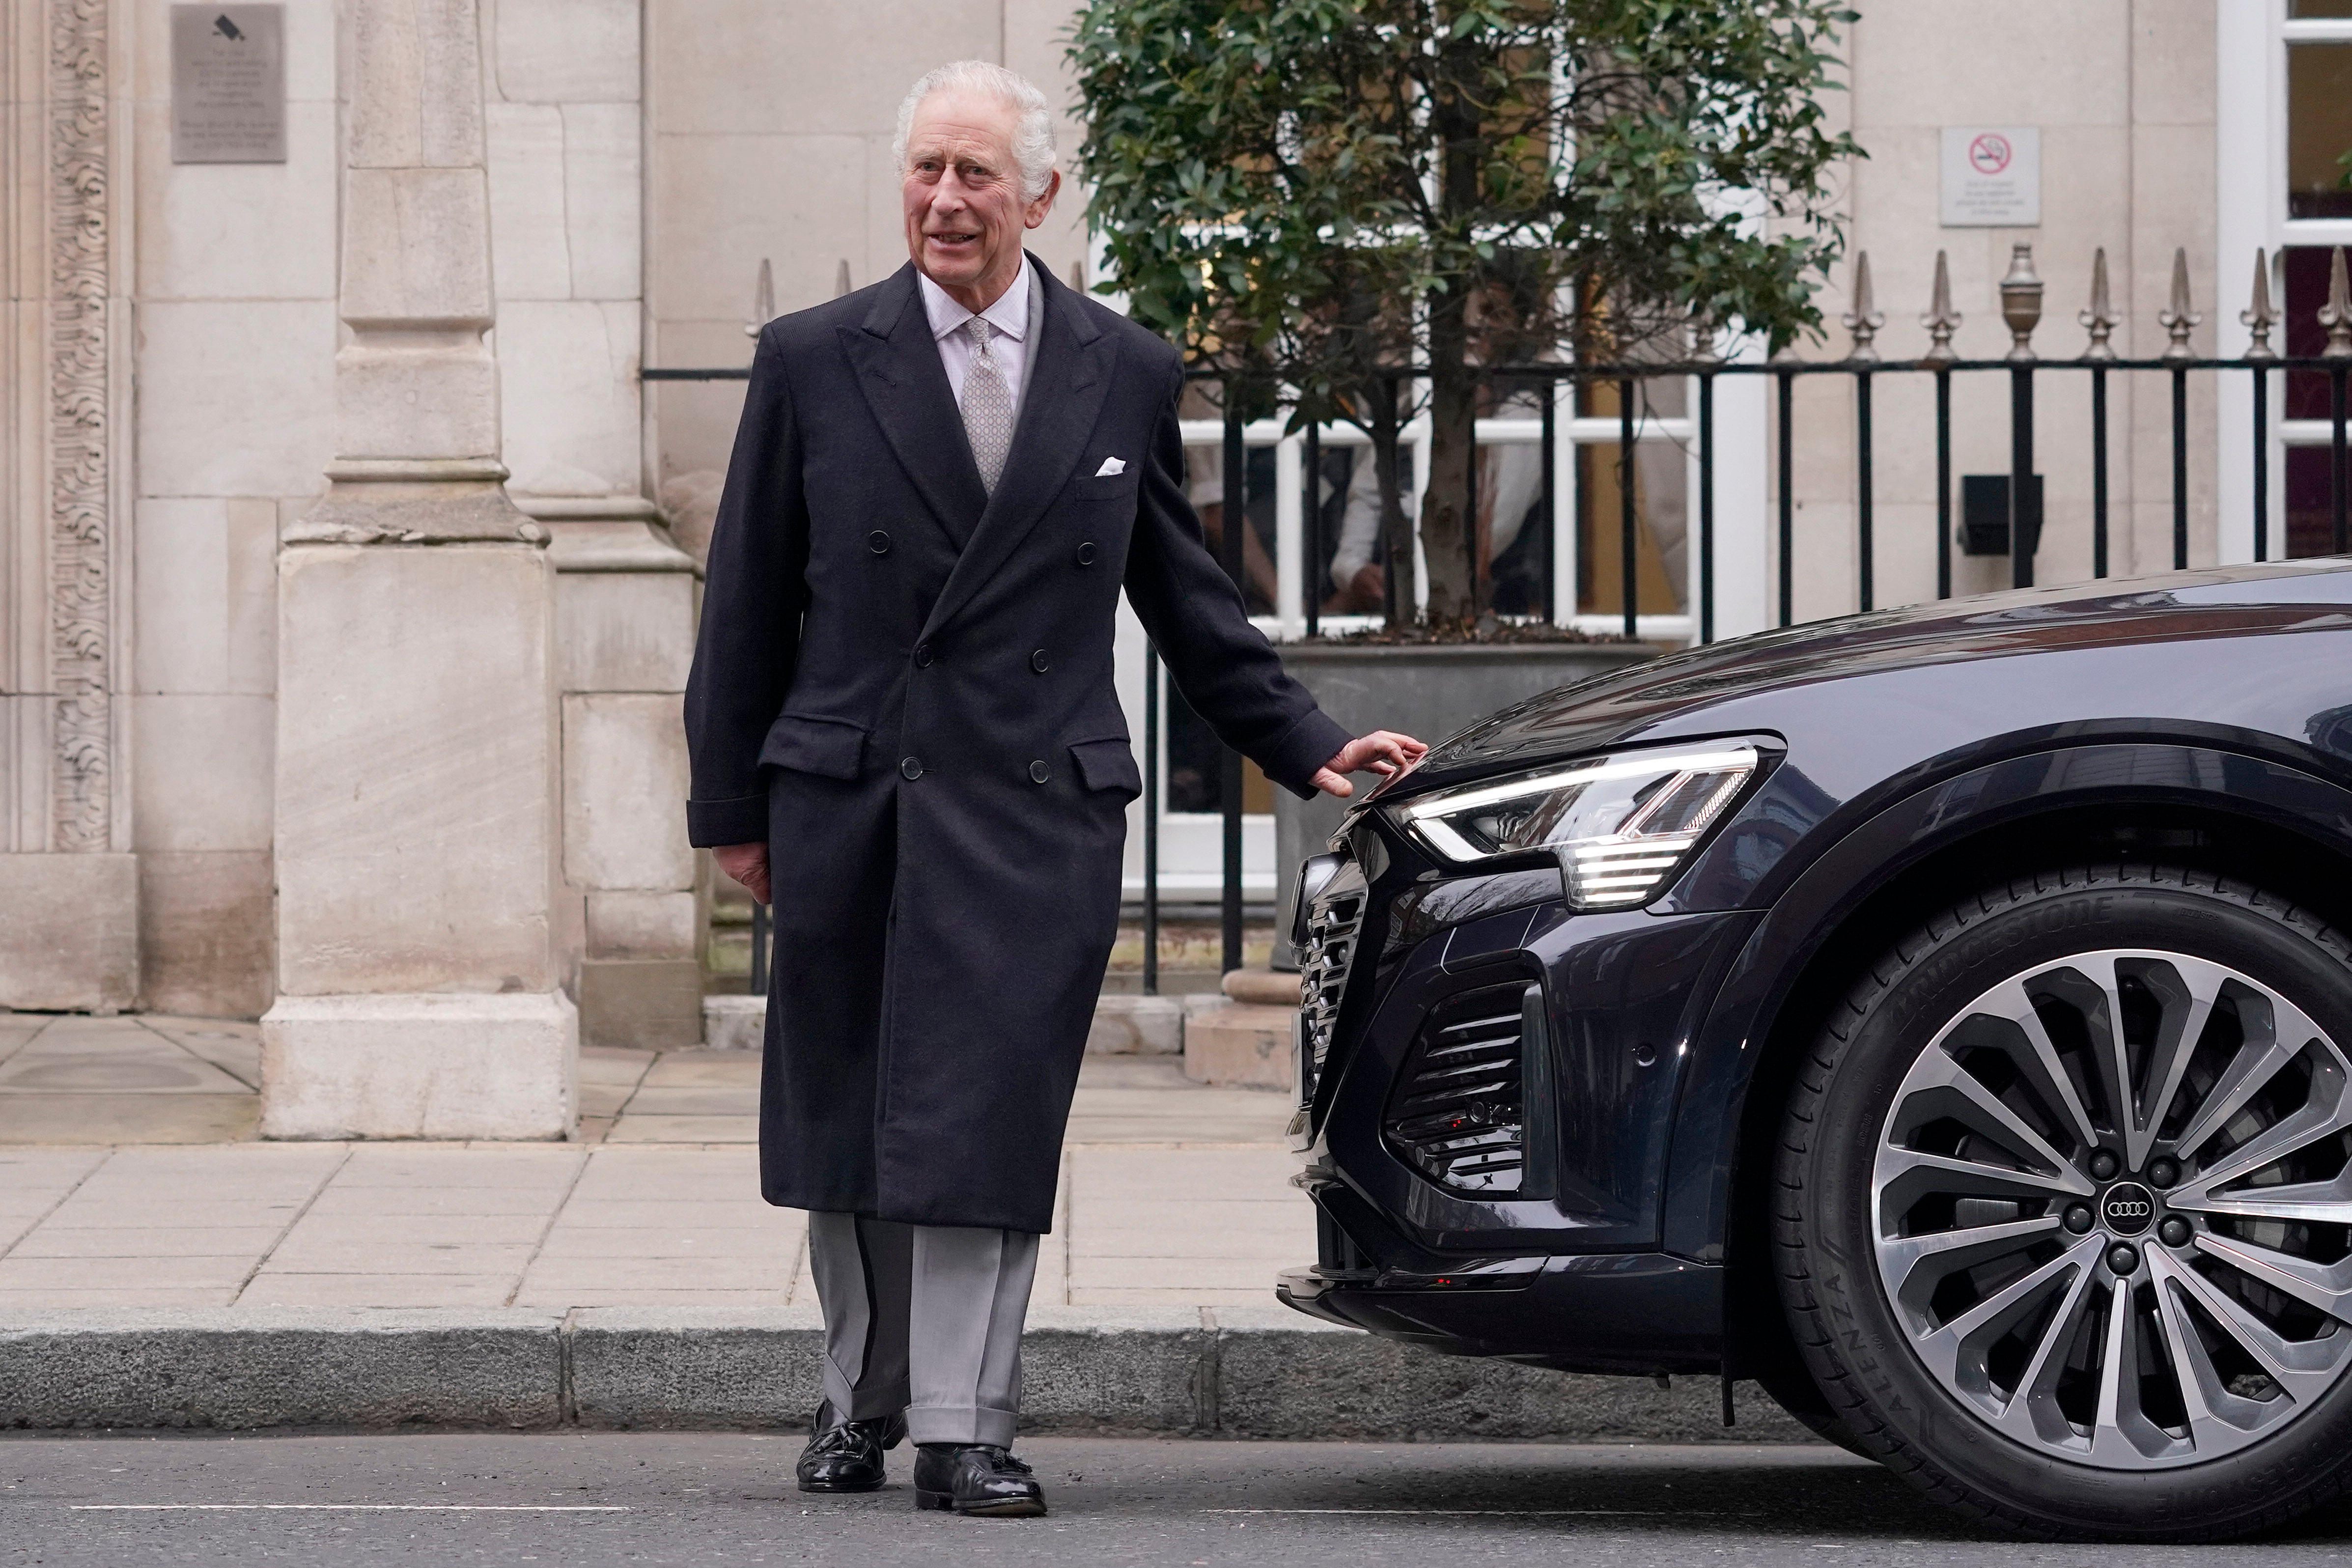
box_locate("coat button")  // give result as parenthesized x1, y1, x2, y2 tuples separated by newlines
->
(1076, 541, 1097, 566)
(1028, 760, 1051, 784)
(868, 530, 892, 556)
(913, 644, 934, 668)
(900, 756, 923, 780)
(1030, 649, 1050, 673)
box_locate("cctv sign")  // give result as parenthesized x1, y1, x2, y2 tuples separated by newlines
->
(1940, 127, 2040, 227)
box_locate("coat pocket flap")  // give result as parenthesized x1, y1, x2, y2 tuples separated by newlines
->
(759, 713, 868, 780)
(1068, 737, 1142, 796)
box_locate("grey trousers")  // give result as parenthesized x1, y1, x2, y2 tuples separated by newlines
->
(805, 1211, 1040, 1448)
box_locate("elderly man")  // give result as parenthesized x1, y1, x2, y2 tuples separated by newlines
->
(684, 60, 1423, 1517)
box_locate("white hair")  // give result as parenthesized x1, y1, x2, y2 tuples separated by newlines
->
(892, 60, 1058, 203)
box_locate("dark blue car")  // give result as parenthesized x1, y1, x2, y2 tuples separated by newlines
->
(1283, 559, 2352, 1541)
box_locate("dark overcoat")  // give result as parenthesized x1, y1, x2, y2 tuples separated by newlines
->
(683, 256, 1351, 1233)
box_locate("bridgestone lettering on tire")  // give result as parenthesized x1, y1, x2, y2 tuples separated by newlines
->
(1774, 865, 2352, 1541)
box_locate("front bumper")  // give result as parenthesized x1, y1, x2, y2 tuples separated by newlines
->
(1278, 815, 1763, 1370)
(1275, 1250, 1723, 1374)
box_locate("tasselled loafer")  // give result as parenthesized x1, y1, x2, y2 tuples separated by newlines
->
(795, 1402, 907, 1493)
(912, 1443, 1048, 1516)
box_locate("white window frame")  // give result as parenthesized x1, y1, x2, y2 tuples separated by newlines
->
(2217, 0, 2352, 562)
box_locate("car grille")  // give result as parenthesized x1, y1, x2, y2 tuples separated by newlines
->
(1295, 858, 1367, 1103)
(1384, 982, 1531, 1195)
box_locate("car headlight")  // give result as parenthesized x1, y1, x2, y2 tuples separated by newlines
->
(1387, 742, 1759, 907)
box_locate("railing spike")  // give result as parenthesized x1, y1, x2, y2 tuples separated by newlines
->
(746, 257, 777, 338)
(1920, 250, 1960, 365)
(2242, 248, 2279, 363)
(833, 259, 851, 299)
(2079, 248, 2119, 362)
(1842, 251, 1884, 364)
(2159, 247, 2201, 364)
(2323, 247, 2352, 359)
(1999, 243, 2042, 363)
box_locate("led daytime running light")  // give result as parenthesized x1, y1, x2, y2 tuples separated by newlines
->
(1390, 743, 1761, 909)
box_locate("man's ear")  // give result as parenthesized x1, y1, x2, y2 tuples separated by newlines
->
(1024, 168, 1062, 229)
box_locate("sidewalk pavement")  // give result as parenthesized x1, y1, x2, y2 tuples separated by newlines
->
(0, 1013, 1810, 1443)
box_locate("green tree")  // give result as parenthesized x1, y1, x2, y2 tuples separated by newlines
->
(1070, 0, 1858, 625)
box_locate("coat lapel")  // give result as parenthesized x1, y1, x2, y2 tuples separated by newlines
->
(837, 264, 988, 549)
(918, 257, 1119, 643)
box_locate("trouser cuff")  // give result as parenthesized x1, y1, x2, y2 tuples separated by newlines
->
(907, 1402, 1018, 1448)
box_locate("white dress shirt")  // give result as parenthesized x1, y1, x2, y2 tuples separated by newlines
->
(919, 263, 1033, 428)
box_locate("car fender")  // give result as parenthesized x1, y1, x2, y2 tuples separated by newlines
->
(1657, 738, 2352, 1263)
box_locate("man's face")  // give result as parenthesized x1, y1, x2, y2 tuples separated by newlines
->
(901, 88, 1059, 309)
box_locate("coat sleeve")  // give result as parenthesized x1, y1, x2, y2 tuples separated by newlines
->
(1123, 357, 1354, 800)
(683, 324, 810, 848)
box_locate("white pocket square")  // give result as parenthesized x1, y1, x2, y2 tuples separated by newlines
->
(1093, 456, 1126, 477)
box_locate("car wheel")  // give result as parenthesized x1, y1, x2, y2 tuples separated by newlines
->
(1774, 863, 2352, 1540)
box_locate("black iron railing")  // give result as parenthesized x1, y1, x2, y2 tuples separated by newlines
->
(653, 243, 2352, 998)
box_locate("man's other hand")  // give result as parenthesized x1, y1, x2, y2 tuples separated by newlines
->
(1311, 730, 1428, 799)
(714, 842, 771, 905)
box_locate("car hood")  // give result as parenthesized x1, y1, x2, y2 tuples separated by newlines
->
(1391, 559, 2352, 790)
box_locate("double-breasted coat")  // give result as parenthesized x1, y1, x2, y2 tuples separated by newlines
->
(684, 256, 1352, 1233)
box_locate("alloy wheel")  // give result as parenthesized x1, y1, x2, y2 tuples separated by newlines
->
(1872, 948, 2352, 1469)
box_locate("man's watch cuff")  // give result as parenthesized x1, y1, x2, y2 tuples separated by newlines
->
(687, 794, 769, 848)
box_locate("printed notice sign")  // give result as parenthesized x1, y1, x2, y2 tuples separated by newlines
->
(1940, 127, 2040, 227)
(171, 6, 285, 164)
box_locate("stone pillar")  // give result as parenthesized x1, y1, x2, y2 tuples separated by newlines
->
(0, 0, 139, 1012)
(540, 504, 702, 1051)
(259, 0, 575, 1139)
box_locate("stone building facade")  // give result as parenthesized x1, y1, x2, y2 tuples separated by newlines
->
(0, 0, 2319, 1138)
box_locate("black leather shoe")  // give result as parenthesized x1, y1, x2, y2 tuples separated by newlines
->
(795, 1401, 906, 1493)
(912, 1443, 1047, 1516)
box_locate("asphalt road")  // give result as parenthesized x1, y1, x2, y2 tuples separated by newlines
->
(8, 1433, 2352, 1566)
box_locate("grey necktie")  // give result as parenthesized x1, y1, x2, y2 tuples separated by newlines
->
(959, 317, 1013, 495)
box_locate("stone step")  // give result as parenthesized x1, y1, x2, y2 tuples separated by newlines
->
(700, 976, 1303, 1072)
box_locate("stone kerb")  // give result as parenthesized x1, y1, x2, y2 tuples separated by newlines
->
(0, 1306, 1817, 1443)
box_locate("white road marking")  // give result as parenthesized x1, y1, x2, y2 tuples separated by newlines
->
(70, 1504, 629, 1512)
(1203, 1508, 1657, 1516)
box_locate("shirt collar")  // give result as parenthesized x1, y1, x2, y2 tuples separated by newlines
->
(918, 258, 1031, 345)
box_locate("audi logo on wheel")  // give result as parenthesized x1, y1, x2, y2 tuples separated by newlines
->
(2100, 1182, 2156, 1234)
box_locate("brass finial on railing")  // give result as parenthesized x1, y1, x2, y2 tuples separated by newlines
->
(1842, 251, 1884, 364)
(2159, 248, 2201, 364)
(2078, 249, 2119, 362)
(2241, 248, 2279, 362)
(746, 258, 776, 337)
(2323, 248, 2352, 359)
(1999, 244, 2042, 363)
(1921, 250, 1960, 365)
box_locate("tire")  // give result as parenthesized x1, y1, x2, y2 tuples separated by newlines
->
(1774, 864, 2352, 1541)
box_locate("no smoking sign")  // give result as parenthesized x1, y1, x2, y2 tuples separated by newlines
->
(1942, 126, 2039, 227)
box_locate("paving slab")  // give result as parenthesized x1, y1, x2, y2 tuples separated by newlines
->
(604, 1115, 759, 1143)
(139, 1016, 263, 1089)
(0, 1093, 260, 1143)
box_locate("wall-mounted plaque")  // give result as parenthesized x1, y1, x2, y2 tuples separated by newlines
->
(1939, 126, 2040, 228)
(171, 6, 286, 164)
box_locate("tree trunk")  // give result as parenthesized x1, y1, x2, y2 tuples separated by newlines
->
(1419, 18, 1484, 626)
(1369, 378, 1415, 626)
(1420, 291, 1475, 625)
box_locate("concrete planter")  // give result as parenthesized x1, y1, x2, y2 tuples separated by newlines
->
(1272, 640, 1659, 959)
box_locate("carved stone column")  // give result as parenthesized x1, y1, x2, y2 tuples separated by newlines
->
(0, 0, 138, 1011)
(259, 0, 574, 1138)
